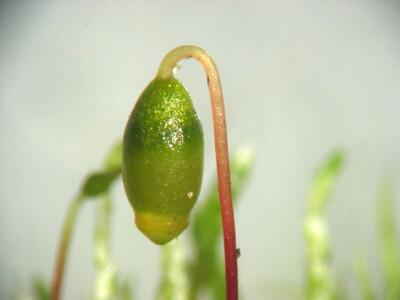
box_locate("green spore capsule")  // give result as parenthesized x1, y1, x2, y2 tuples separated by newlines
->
(122, 76, 204, 245)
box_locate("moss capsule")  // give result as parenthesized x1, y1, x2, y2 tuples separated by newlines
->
(122, 76, 204, 245)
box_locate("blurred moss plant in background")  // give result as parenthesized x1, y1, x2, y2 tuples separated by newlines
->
(15, 144, 253, 300)
(353, 177, 400, 300)
(303, 150, 345, 300)
(16, 147, 400, 300)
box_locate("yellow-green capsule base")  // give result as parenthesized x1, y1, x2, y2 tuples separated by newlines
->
(135, 211, 189, 245)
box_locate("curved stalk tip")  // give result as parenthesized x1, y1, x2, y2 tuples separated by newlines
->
(158, 45, 238, 300)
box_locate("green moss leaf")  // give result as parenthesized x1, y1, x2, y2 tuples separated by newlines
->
(81, 141, 122, 198)
(308, 150, 345, 214)
(33, 277, 50, 300)
(81, 169, 120, 197)
(304, 150, 345, 300)
(377, 177, 400, 299)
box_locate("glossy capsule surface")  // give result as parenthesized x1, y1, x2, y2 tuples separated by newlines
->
(122, 76, 204, 245)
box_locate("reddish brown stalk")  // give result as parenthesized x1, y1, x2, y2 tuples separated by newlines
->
(158, 45, 238, 300)
(51, 195, 84, 300)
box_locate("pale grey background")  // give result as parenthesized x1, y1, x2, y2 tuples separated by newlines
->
(1, 1, 400, 299)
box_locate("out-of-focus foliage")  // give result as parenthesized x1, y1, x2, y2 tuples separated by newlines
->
(17, 145, 400, 300)
(90, 142, 134, 300)
(81, 170, 121, 197)
(353, 177, 400, 300)
(156, 240, 188, 300)
(189, 146, 254, 300)
(354, 253, 375, 300)
(81, 143, 122, 197)
(32, 277, 50, 300)
(17, 144, 253, 300)
(303, 150, 345, 300)
(377, 179, 400, 300)
(15, 276, 50, 300)
(92, 192, 118, 300)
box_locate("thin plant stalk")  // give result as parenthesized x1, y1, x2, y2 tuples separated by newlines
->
(157, 45, 238, 300)
(51, 143, 121, 300)
(189, 146, 254, 299)
(51, 194, 84, 300)
(92, 192, 117, 300)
